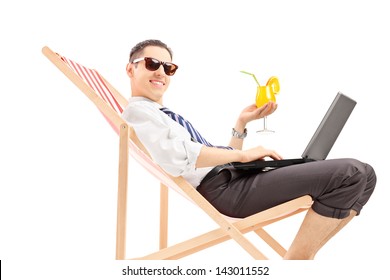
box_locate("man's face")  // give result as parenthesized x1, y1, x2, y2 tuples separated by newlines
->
(127, 46, 173, 104)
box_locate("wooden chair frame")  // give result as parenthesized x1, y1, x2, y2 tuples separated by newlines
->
(42, 46, 313, 260)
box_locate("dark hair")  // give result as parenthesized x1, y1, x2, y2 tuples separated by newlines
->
(129, 39, 173, 62)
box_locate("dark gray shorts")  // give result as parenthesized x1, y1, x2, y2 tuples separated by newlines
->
(197, 158, 376, 219)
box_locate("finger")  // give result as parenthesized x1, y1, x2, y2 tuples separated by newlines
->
(257, 103, 270, 114)
(264, 102, 277, 115)
(243, 104, 258, 113)
(270, 150, 283, 160)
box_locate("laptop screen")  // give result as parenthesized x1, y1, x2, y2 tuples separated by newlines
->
(302, 92, 356, 160)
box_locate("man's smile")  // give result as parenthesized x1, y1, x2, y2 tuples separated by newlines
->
(150, 80, 165, 86)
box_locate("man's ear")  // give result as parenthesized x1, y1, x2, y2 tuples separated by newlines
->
(126, 63, 134, 78)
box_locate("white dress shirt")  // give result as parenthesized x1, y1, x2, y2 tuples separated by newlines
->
(121, 97, 213, 187)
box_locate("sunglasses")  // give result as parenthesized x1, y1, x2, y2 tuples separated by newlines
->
(132, 57, 178, 76)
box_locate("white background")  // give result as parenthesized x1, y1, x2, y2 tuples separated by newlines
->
(1, 0, 389, 279)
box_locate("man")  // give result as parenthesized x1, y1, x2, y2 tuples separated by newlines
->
(122, 39, 376, 259)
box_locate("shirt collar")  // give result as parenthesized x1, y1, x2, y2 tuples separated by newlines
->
(128, 96, 163, 109)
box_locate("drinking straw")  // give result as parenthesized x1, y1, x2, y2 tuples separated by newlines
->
(240, 70, 260, 86)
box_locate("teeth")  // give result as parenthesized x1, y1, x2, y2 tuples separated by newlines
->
(151, 80, 163, 85)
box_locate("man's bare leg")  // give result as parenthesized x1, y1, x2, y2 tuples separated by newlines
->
(283, 208, 357, 260)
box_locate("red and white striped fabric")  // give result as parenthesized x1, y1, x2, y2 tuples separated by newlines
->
(61, 55, 123, 114)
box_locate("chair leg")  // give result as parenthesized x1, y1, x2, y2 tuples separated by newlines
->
(172, 177, 268, 260)
(254, 228, 287, 257)
(116, 123, 129, 260)
(159, 184, 169, 249)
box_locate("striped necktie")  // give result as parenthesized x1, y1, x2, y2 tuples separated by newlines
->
(160, 107, 233, 150)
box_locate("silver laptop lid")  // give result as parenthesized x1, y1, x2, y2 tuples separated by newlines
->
(302, 92, 357, 160)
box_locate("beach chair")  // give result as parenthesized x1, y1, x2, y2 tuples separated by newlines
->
(42, 46, 313, 260)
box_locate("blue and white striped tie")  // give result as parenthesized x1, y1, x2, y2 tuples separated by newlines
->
(160, 107, 233, 150)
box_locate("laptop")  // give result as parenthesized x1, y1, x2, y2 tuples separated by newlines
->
(232, 92, 357, 170)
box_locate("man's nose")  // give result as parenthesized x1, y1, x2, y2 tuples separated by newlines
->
(155, 64, 166, 76)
